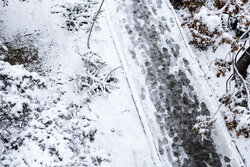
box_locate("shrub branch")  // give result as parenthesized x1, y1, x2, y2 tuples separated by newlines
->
(87, 0, 105, 49)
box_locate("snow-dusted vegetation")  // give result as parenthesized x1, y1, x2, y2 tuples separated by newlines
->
(171, 0, 250, 138)
(0, 0, 114, 166)
(178, 0, 249, 52)
(171, 0, 249, 165)
(51, 1, 98, 32)
(0, 51, 113, 166)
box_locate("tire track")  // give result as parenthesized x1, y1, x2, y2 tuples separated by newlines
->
(104, 2, 163, 166)
(105, 0, 222, 166)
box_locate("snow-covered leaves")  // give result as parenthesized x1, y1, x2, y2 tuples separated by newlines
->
(0, 52, 113, 166)
(0, 61, 46, 143)
(1, 102, 110, 166)
(0, 50, 115, 166)
(219, 75, 250, 138)
(0, 0, 115, 164)
(192, 115, 216, 140)
(214, 58, 233, 77)
(179, 0, 250, 52)
(172, 0, 250, 138)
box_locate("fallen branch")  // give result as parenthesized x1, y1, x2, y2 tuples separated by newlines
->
(105, 66, 122, 81)
(233, 49, 250, 110)
(87, 0, 105, 49)
(226, 73, 233, 92)
(235, 46, 250, 78)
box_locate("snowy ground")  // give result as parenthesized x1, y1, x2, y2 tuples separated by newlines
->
(0, 0, 249, 167)
(0, 0, 159, 166)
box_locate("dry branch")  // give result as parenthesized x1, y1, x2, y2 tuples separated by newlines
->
(87, 0, 105, 49)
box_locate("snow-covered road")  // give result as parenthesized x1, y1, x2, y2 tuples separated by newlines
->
(103, 0, 247, 166)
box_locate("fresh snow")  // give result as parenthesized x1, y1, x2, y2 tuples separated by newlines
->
(0, 0, 249, 166)
(194, 7, 222, 32)
(0, 0, 159, 166)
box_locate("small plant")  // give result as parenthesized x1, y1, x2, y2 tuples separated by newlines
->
(73, 52, 118, 102)
(219, 75, 249, 138)
(214, 58, 233, 77)
(51, 1, 98, 32)
(192, 115, 216, 140)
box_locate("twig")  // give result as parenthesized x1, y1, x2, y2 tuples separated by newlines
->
(226, 73, 233, 92)
(234, 41, 247, 63)
(224, 51, 231, 60)
(87, 102, 92, 112)
(212, 0, 230, 15)
(211, 103, 223, 120)
(0, 133, 8, 143)
(230, 137, 247, 166)
(104, 66, 122, 81)
(238, 27, 250, 41)
(232, 52, 250, 110)
(87, 0, 105, 49)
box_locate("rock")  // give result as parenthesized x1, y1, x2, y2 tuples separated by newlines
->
(224, 156, 231, 162)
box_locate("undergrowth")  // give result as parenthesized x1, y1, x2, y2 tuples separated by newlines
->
(178, 0, 250, 52)
(51, 1, 99, 32)
(170, 0, 250, 138)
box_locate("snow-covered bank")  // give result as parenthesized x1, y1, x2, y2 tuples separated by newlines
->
(0, 0, 159, 166)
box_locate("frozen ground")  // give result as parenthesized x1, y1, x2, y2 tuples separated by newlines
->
(0, 0, 159, 166)
(0, 0, 249, 167)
